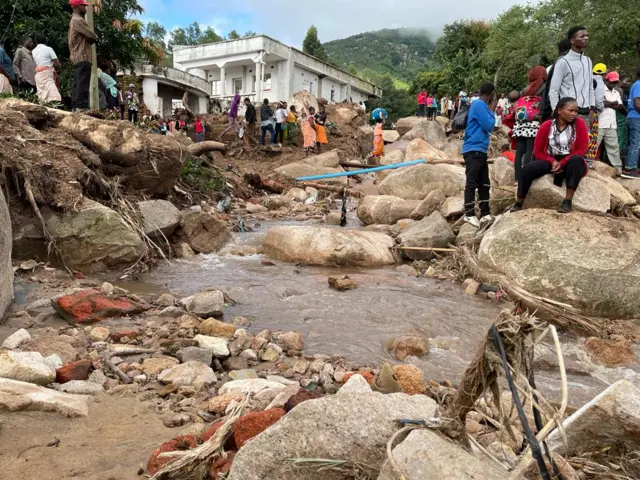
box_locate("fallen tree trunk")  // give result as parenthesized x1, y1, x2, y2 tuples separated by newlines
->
(458, 246, 602, 337)
(299, 181, 365, 198)
(243, 173, 286, 194)
(188, 141, 227, 157)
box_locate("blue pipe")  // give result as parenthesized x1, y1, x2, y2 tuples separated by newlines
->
(295, 158, 426, 181)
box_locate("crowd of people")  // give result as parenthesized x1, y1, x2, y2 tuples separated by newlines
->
(460, 25, 640, 227)
(416, 91, 455, 120)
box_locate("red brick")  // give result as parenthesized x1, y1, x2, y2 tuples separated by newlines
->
(110, 329, 138, 341)
(53, 289, 147, 324)
(147, 434, 198, 476)
(56, 360, 93, 384)
(209, 451, 235, 479)
(342, 371, 374, 384)
(234, 408, 285, 449)
(201, 421, 237, 450)
(284, 389, 321, 412)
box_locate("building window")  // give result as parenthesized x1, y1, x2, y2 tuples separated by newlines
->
(212, 80, 221, 96)
(252, 76, 256, 92)
(264, 73, 272, 91)
(233, 78, 242, 94)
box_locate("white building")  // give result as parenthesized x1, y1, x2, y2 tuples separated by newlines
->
(172, 35, 382, 105)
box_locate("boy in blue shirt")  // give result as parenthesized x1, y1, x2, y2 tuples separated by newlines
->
(623, 68, 640, 179)
(462, 82, 497, 227)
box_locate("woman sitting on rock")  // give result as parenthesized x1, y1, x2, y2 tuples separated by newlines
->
(512, 97, 589, 213)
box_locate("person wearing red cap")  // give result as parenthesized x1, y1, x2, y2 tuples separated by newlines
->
(68, 0, 96, 110)
(598, 71, 624, 175)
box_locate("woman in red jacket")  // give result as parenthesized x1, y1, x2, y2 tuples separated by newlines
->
(512, 97, 589, 213)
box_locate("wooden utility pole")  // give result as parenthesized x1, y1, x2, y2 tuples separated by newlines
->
(86, 2, 99, 111)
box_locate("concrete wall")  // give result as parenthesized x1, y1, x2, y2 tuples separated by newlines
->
(293, 65, 320, 97)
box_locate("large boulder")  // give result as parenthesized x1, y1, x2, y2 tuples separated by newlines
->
(138, 200, 181, 238)
(385, 139, 411, 154)
(377, 150, 405, 181)
(0, 351, 56, 385)
(524, 174, 610, 213)
(378, 429, 507, 479)
(618, 178, 640, 202)
(379, 164, 465, 200)
(227, 391, 437, 480)
(396, 211, 455, 260)
(410, 190, 446, 220)
(333, 106, 359, 125)
(548, 380, 640, 457)
(589, 173, 636, 208)
(358, 126, 374, 158)
(382, 130, 400, 143)
(274, 154, 347, 185)
(45, 199, 145, 272)
(402, 121, 447, 150)
(396, 117, 424, 137)
(404, 138, 450, 162)
(357, 196, 421, 225)
(302, 150, 341, 168)
(263, 226, 396, 267)
(174, 211, 232, 254)
(490, 157, 517, 215)
(479, 209, 640, 317)
(290, 90, 318, 117)
(443, 139, 463, 158)
(0, 188, 12, 316)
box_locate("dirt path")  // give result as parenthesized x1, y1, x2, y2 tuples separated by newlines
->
(0, 394, 173, 480)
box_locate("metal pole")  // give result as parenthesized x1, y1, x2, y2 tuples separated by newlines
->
(86, 4, 99, 111)
(295, 158, 427, 182)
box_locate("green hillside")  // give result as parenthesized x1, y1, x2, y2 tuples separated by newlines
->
(324, 28, 436, 86)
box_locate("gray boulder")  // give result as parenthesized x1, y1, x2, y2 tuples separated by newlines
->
(456, 223, 479, 246)
(618, 178, 640, 202)
(404, 138, 450, 162)
(377, 429, 507, 479)
(377, 150, 406, 181)
(357, 195, 421, 225)
(410, 190, 446, 220)
(379, 164, 465, 200)
(524, 174, 610, 213)
(264, 226, 396, 267)
(174, 211, 233, 254)
(0, 377, 89, 417)
(402, 121, 447, 150)
(382, 130, 400, 143)
(179, 290, 225, 317)
(0, 350, 56, 385)
(589, 172, 636, 208)
(396, 117, 424, 137)
(479, 209, 640, 318)
(157, 361, 217, 386)
(397, 211, 455, 260)
(138, 200, 181, 238)
(440, 196, 465, 218)
(45, 199, 145, 272)
(443, 139, 463, 158)
(548, 380, 640, 456)
(228, 391, 437, 480)
(275, 150, 346, 185)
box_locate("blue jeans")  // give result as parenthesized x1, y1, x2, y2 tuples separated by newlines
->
(627, 118, 640, 169)
(261, 124, 275, 145)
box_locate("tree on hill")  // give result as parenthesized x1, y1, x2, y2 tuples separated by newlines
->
(228, 30, 240, 40)
(167, 22, 223, 50)
(302, 26, 329, 62)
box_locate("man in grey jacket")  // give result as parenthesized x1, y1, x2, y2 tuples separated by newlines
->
(549, 26, 595, 115)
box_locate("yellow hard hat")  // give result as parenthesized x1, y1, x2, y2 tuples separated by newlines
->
(593, 63, 607, 75)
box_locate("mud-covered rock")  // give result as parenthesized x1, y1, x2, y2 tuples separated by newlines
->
(174, 211, 232, 254)
(138, 200, 181, 238)
(52, 289, 146, 324)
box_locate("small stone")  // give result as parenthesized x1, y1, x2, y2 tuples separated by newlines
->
(1, 329, 32, 349)
(55, 360, 93, 384)
(199, 318, 236, 338)
(584, 337, 637, 367)
(326, 211, 342, 226)
(157, 361, 217, 386)
(425, 266, 435, 277)
(224, 356, 249, 371)
(140, 357, 179, 375)
(163, 413, 191, 428)
(54, 380, 104, 395)
(487, 442, 518, 468)
(194, 335, 229, 357)
(343, 371, 374, 385)
(388, 336, 429, 361)
(333, 367, 346, 383)
(177, 347, 213, 365)
(463, 278, 481, 295)
(256, 329, 271, 341)
(208, 392, 244, 414)
(239, 349, 258, 361)
(177, 314, 201, 330)
(234, 408, 285, 449)
(260, 346, 280, 362)
(267, 375, 299, 386)
(292, 359, 310, 374)
(246, 203, 268, 214)
(234, 329, 247, 338)
(392, 365, 426, 395)
(284, 388, 321, 412)
(155, 293, 176, 307)
(309, 359, 324, 374)
(111, 356, 123, 365)
(89, 327, 110, 342)
(179, 291, 225, 317)
(100, 282, 114, 296)
(44, 354, 63, 370)
(338, 374, 372, 395)
(228, 368, 258, 381)
(278, 331, 304, 352)
(219, 378, 286, 395)
(233, 316, 250, 327)
(395, 265, 419, 277)
(486, 291, 497, 300)
(88, 369, 107, 386)
(176, 242, 196, 258)
(328, 275, 357, 291)
(261, 259, 276, 266)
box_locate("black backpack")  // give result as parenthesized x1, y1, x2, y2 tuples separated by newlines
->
(451, 104, 470, 133)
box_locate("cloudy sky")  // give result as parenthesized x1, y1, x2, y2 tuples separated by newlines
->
(139, 0, 528, 46)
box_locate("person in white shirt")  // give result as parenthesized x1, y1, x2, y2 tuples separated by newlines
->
(32, 33, 61, 103)
(274, 102, 288, 144)
(598, 71, 625, 174)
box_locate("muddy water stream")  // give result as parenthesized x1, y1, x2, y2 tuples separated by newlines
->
(134, 220, 640, 409)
